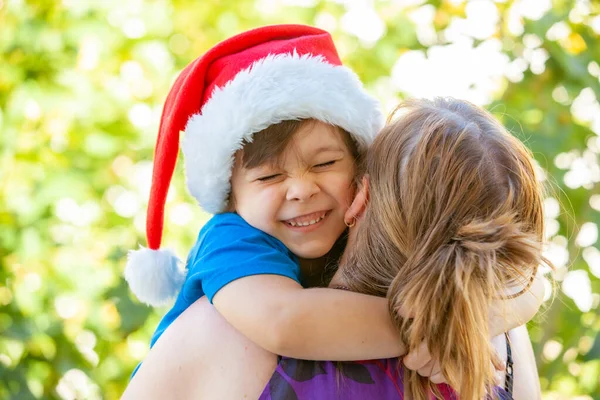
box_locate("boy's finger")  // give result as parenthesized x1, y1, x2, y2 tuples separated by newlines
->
(494, 370, 504, 386)
(417, 360, 442, 378)
(491, 350, 506, 371)
(417, 360, 436, 377)
(430, 372, 447, 384)
(403, 342, 431, 371)
(429, 361, 441, 376)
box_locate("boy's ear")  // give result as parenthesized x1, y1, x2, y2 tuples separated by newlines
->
(345, 175, 369, 223)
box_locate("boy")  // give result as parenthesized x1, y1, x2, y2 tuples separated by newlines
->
(126, 25, 407, 363)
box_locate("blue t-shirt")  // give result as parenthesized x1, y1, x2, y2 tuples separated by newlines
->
(148, 212, 300, 350)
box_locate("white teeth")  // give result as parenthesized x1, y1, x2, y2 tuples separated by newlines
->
(287, 215, 325, 227)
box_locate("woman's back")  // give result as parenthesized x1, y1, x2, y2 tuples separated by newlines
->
(260, 358, 512, 399)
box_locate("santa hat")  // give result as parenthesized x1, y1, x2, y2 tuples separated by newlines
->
(125, 24, 384, 306)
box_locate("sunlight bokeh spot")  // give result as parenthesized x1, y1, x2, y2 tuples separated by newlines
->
(341, 4, 385, 46)
(562, 270, 593, 312)
(546, 21, 571, 41)
(56, 369, 101, 400)
(590, 194, 600, 211)
(582, 247, 600, 278)
(543, 197, 561, 219)
(576, 222, 599, 247)
(543, 340, 563, 362)
(122, 18, 146, 39)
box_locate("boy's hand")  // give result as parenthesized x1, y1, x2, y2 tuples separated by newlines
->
(403, 341, 506, 385)
(403, 342, 444, 382)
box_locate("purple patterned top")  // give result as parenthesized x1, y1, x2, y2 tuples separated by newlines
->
(260, 357, 512, 399)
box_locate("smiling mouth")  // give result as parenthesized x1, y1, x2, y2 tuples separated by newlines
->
(283, 211, 329, 227)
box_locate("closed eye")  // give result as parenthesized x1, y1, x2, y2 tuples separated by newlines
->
(315, 160, 336, 168)
(256, 174, 281, 182)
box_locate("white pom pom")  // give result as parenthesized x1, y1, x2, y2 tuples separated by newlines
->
(124, 246, 185, 307)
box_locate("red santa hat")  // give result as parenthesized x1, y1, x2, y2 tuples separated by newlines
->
(125, 24, 384, 306)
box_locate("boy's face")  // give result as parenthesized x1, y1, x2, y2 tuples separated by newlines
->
(230, 121, 356, 259)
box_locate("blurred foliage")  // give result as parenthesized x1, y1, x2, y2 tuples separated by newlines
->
(1, 0, 599, 399)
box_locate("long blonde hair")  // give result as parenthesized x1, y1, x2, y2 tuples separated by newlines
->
(341, 98, 545, 399)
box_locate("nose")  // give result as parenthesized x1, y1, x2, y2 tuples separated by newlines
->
(286, 177, 320, 201)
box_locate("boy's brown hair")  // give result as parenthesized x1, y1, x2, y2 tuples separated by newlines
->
(241, 119, 362, 169)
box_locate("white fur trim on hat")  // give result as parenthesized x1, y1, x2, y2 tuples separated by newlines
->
(124, 246, 185, 307)
(182, 52, 384, 214)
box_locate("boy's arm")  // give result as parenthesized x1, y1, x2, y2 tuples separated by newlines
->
(489, 273, 545, 336)
(212, 274, 405, 360)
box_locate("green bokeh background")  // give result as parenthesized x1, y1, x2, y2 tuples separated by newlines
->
(1, 0, 599, 399)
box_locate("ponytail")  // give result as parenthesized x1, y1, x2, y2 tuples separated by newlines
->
(388, 214, 541, 400)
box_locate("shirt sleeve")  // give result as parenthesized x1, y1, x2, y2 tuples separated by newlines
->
(186, 218, 301, 303)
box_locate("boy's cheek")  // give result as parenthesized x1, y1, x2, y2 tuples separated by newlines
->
(239, 186, 284, 217)
(328, 173, 357, 204)
(254, 185, 283, 204)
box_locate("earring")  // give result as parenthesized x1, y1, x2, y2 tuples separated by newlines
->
(345, 216, 356, 228)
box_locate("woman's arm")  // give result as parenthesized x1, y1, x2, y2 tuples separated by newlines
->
(490, 326, 541, 400)
(212, 274, 405, 360)
(122, 297, 277, 400)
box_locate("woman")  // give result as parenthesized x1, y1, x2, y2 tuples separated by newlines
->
(123, 98, 546, 399)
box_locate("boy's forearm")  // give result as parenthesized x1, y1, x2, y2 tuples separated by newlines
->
(489, 274, 545, 336)
(212, 275, 404, 360)
(272, 288, 405, 360)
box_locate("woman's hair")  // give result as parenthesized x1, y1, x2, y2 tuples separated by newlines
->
(341, 98, 546, 399)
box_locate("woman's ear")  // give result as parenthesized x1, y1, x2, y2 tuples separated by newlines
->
(345, 175, 369, 224)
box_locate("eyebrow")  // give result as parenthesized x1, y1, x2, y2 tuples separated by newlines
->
(312, 144, 344, 154)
